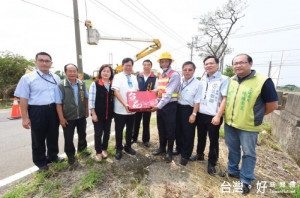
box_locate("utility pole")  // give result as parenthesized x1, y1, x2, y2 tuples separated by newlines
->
(268, 61, 272, 77)
(276, 51, 284, 87)
(72, 0, 84, 80)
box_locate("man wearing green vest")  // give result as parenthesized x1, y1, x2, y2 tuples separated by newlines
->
(55, 64, 89, 165)
(225, 54, 278, 195)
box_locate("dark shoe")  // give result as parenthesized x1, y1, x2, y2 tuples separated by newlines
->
(131, 139, 137, 144)
(124, 147, 136, 155)
(172, 148, 180, 155)
(207, 163, 216, 175)
(180, 157, 188, 166)
(68, 156, 75, 165)
(115, 150, 122, 160)
(228, 173, 240, 178)
(144, 142, 150, 147)
(38, 165, 49, 172)
(164, 152, 172, 163)
(242, 183, 251, 195)
(152, 147, 166, 155)
(190, 154, 204, 161)
(48, 156, 65, 163)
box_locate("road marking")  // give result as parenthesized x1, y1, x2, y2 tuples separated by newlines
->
(0, 131, 115, 187)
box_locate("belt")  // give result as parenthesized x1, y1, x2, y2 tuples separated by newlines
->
(178, 104, 193, 108)
(29, 103, 56, 107)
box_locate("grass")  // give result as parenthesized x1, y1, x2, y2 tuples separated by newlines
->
(42, 181, 61, 195)
(283, 163, 295, 174)
(3, 171, 51, 198)
(84, 79, 92, 90)
(107, 143, 116, 156)
(72, 185, 81, 197)
(84, 157, 96, 166)
(50, 161, 69, 172)
(150, 117, 156, 126)
(219, 127, 225, 138)
(257, 122, 282, 151)
(261, 122, 272, 133)
(267, 140, 282, 151)
(275, 185, 300, 198)
(0, 99, 13, 109)
(72, 168, 105, 197)
(80, 168, 104, 190)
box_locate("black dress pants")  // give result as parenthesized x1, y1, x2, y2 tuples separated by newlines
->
(132, 112, 151, 143)
(176, 104, 196, 159)
(114, 113, 134, 150)
(93, 118, 112, 154)
(28, 103, 59, 168)
(196, 113, 223, 166)
(63, 117, 87, 158)
(156, 102, 177, 148)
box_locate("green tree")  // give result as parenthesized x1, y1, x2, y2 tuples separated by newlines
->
(222, 65, 235, 77)
(84, 72, 91, 80)
(55, 70, 66, 80)
(0, 51, 34, 99)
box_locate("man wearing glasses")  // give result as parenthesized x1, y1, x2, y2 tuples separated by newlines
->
(190, 56, 229, 174)
(224, 54, 278, 194)
(112, 57, 139, 160)
(14, 52, 63, 171)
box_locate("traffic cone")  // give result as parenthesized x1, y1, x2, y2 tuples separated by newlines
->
(8, 97, 21, 120)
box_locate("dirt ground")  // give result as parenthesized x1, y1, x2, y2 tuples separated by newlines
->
(1, 116, 300, 198)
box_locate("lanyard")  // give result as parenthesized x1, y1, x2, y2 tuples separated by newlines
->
(37, 71, 57, 85)
(181, 77, 194, 92)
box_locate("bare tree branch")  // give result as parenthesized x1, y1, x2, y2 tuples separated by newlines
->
(191, 0, 247, 71)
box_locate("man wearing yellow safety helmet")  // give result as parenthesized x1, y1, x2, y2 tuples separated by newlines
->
(151, 52, 181, 163)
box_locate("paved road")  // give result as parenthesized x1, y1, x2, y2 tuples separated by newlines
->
(0, 108, 101, 180)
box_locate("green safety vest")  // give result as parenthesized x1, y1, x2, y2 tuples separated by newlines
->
(225, 72, 268, 132)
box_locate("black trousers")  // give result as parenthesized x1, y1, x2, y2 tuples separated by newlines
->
(176, 104, 196, 159)
(196, 113, 223, 166)
(132, 112, 151, 143)
(114, 113, 134, 150)
(63, 117, 87, 158)
(156, 102, 177, 148)
(28, 103, 59, 168)
(93, 118, 112, 154)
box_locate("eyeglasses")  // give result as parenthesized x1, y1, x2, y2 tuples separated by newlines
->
(233, 61, 248, 66)
(37, 59, 52, 63)
(204, 62, 216, 66)
(183, 69, 194, 72)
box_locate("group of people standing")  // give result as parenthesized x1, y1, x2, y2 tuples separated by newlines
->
(15, 51, 278, 195)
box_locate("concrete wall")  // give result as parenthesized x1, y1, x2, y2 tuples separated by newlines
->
(264, 92, 300, 165)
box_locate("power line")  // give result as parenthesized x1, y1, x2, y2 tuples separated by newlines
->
(127, 0, 187, 44)
(22, 0, 79, 21)
(22, 0, 150, 56)
(91, 0, 153, 38)
(248, 49, 300, 54)
(231, 24, 300, 38)
(90, 0, 188, 55)
(133, 0, 189, 43)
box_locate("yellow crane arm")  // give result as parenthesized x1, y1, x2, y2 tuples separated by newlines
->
(87, 28, 161, 75)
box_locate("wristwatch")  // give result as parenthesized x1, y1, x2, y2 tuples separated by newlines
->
(192, 112, 197, 116)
